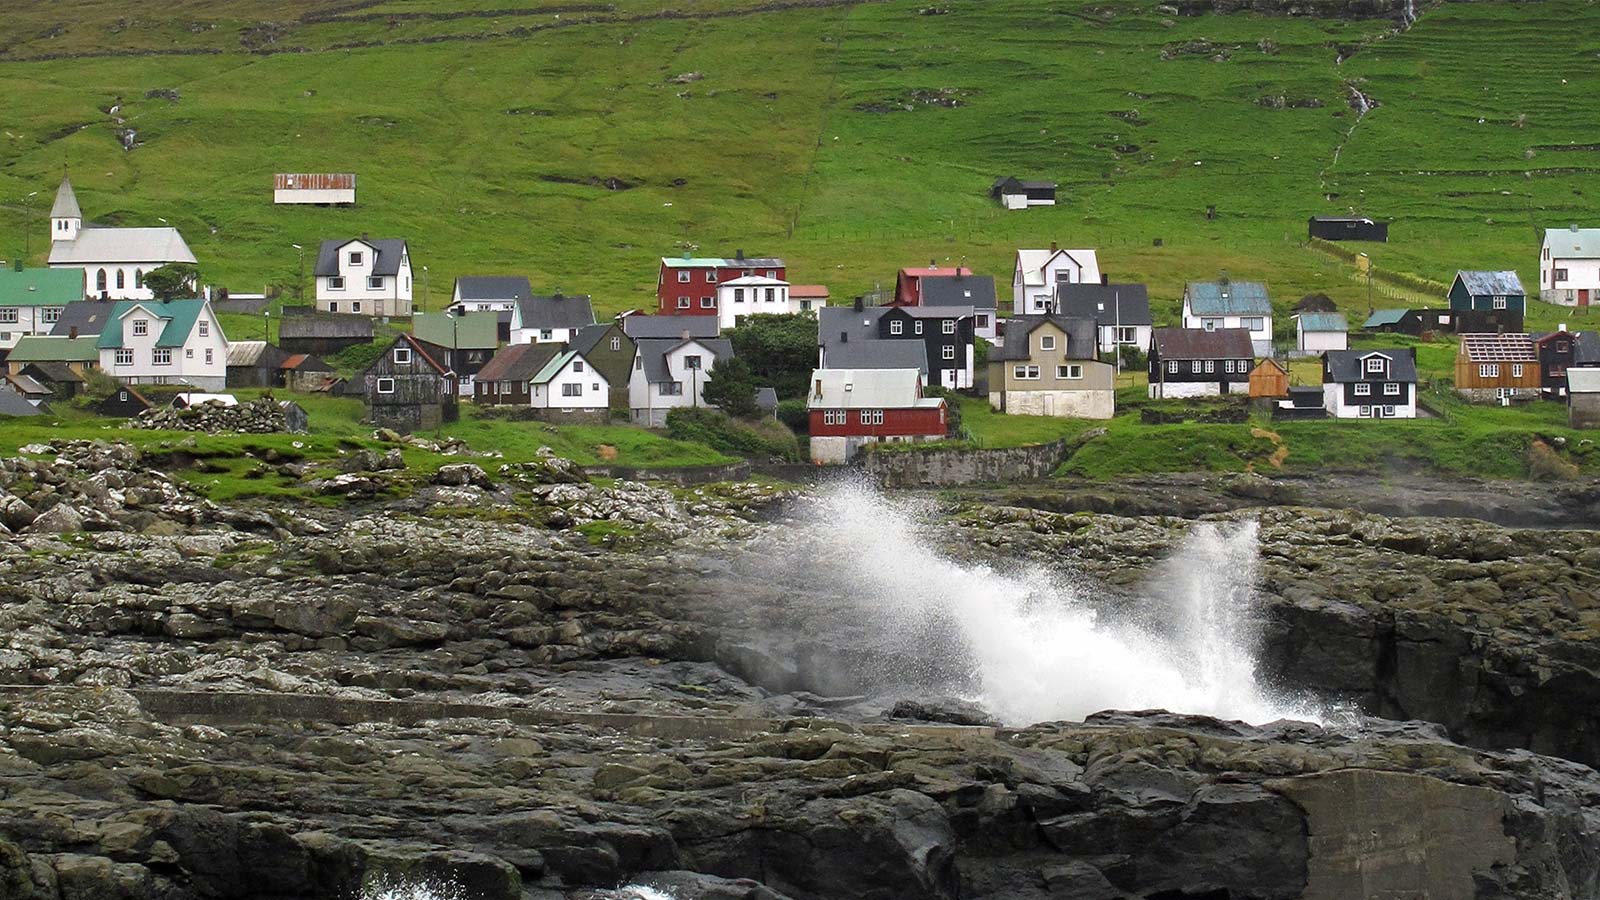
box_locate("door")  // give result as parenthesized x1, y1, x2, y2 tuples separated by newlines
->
(1581, 289, 1591, 308)
(1043, 394, 1055, 416)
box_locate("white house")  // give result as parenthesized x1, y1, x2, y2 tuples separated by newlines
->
(629, 336, 732, 427)
(0, 267, 83, 351)
(528, 349, 610, 415)
(1321, 348, 1418, 419)
(1012, 245, 1102, 316)
(448, 275, 531, 314)
(510, 292, 596, 345)
(1540, 225, 1600, 307)
(96, 298, 228, 391)
(273, 173, 356, 206)
(46, 177, 197, 301)
(716, 276, 791, 329)
(1182, 277, 1274, 357)
(1294, 312, 1349, 356)
(1055, 283, 1153, 354)
(313, 238, 413, 318)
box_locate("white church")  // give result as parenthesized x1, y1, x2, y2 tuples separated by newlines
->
(46, 176, 197, 301)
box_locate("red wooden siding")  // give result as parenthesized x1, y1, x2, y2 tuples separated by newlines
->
(808, 405, 946, 438)
(274, 173, 356, 190)
(656, 262, 788, 315)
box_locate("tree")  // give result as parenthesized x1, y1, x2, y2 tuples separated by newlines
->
(726, 313, 818, 399)
(702, 356, 760, 418)
(143, 264, 199, 300)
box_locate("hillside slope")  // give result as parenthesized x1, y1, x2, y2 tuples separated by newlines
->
(2, 0, 1598, 327)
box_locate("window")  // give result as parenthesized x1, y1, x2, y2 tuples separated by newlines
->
(186, 348, 193, 358)
(700, 297, 714, 308)
(859, 410, 871, 425)
(890, 320, 903, 335)
(1493, 296, 1508, 310)
(134, 269, 143, 288)
(873, 410, 885, 425)
(765, 288, 776, 302)
(706, 271, 718, 283)
(114, 349, 133, 366)
(349, 252, 363, 266)
(977, 315, 989, 329)
(1554, 268, 1569, 283)
(733, 289, 745, 303)
(611, 337, 621, 352)
(328, 277, 346, 290)
(42, 307, 61, 323)
(1479, 364, 1499, 378)
(1191, 361, 1202, 374)
(1116, 326, 1136, 344)
(1204, 360, 1215, 374)
(1384, 406, 1396, 417)
(198, 321, 209, 337)
(635, 356, 644, 370)
(540, 330, 553, 341)
(573, 360, 585, 372)
(1058, 364, 1083, 379)
(684, 354, 702, 370)
(1359, 405, 1371, 417)
(1222, 360, 1234, 374)
(1512, 364, 1523, 378)
(116, 269, 125, 290)
(1384, 383, 1401, 396)
(942, 346, 956, 361)
(677, 271, 691, 283)
(153, 348, 171, 365)
(132, 320, 148, 337)
(1366, 357, 1385, 373)
(942, 320, 956, 334)
(1243, 317, 1264, 331)
(1040, 335, 1056, 351)
(96, 269, 108, 293)
(562, 383, 582, 397)
(1053, 268, 1074, 284)
(1013, 365, 1029, 379)
(0, 309, 15, 323)
(1167, 361, 1178, 374)
(351, 301, 363, 314)
(1354, 382, 1371, 396)
(677, 297, 690, 309)
(1202, 318, 1221, 332)
(1027, 365, 1040, 379)
(394, 348, 412, 364)
(914, 322, 924, 335)
(766, 270, 777, 279)
(376, 377, 395, 394)
(368, 276, 385, 290)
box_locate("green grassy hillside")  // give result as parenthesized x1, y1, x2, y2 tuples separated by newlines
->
(3, 0, 1599, 334)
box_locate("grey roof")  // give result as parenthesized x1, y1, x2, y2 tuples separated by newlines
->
(568, 322, 623, 356)
(51, 177, 81, 220)
(919, 275, 997, 311)
(1454, 270, 1525, 297)
(1185, 279, 1271, 316)
(50, 300, 116, 337)
(0, 388, 41, 417)
(634, 337, 731, 384)
(886, 304, 974, 319)
(1460, 332, 1537, 362)
(825, 339, 929, 376)
(517, 293, 595, 331)
(1324, 348, 1418, 383)
(1310, 216, 1377, 224)
(455, 276, 532, 301)
(1152, 327, 1255, 360)
(48, 227, 197, 265)
(755, 387, 778, 411)
(1577, 332, 1600, 365)
(1543, 226, 1600, 260)
(314, 238, 407, 277)
(277, 314, 374, 340)
(820, 305, 886, 352)
(991, 316, 1098, 361)
(476, 343, 562, 383)
(622, 314, 721, 340)
(20, 361, 83, 384)
(226, 341, 286, 367)
(1055, 283, 1152, 326)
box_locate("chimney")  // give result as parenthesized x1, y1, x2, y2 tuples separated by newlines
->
(736, 249, 745, 261)
(69, 326, 78, 339)
(929, 258, 936, 269)
(1101, 274, 1109, 285)
(361, 232, 369, 241)
(1559, 322, 1569, 332)
(1572, 224, 1580, 232)
(813, 378, 822, 398)
(680, 329, 690, 341)
(1049, 241, 1058, 253)
(853, 296, 864, 312)
(840, 331, 848, 343)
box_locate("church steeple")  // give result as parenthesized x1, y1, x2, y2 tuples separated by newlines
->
(50, 176, 82, 242)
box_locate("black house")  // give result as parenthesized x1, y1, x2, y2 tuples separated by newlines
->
(990, 176, 1057, 208)
(877, 304, 976, 390)
(1362, 308, 1425, 336)
(1533, 329, 1600, 399)
(353, 333, 458, 433)
(1308, 216, 1388, 242)
(1147, 328, 1255, 398)
(94, 385, 152, 418)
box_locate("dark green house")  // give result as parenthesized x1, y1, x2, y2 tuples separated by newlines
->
(1448, 270, 1526, 315)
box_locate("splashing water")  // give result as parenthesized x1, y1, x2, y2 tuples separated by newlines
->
(361, 877, 466, 900)
(762, 482, 1319, 726)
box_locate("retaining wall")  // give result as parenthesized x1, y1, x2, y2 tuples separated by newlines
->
(862, 437, 1078, 488)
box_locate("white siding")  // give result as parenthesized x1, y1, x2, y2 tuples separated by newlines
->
(1095, 323, 1152, 354)
(1181, 299, 1273, 356)
(1297, 326, 1348, 354)
(531, 357, 609, 410)
(1541, 256, 1600, 305)
(0, 306, 64, 350)
(716, 280, 791, 330)
(275, 188, 356, 205)
(315, 241, 413, 318)
(628, 341, 720, 425)
(99, 303, 228, 391)
(1324, 383, 1417, 419)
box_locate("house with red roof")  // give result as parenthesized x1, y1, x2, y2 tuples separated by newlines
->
(894, 262, 973, 306)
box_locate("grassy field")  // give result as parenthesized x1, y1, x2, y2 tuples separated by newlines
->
(5, 0, 1600, 343)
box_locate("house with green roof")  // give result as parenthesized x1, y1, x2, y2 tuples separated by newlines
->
(1181, 275, 1274, 356)
(0, 266, 85, 350)
(528, 348, 611, 422)
(4, 335, 101, 377)
(95, 298, 229, 391)
(1293, 311, 1348, 356)
(412, 311, 500, 395)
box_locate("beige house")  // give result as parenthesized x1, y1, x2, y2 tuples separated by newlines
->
(988, 315, 1114, 419)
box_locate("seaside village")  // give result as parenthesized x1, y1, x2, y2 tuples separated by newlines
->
(5, 172, 1600, 464)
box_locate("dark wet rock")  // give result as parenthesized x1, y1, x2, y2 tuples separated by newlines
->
(889, 697, 1000, 727)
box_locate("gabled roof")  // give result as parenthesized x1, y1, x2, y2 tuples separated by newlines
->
(0, 388, 42, 417)
(0, 267, 84, 306)
(1579, 332, 1600, 365)
(51, 300, 116, 337)
(1185, 279, 1271, 316)
(1310, 216, 1378, 225)
(281, 353, 333, 372)
(96, 299, 209, 350)
(1295, 312, 1348, 332)
(567, 322, 626, 356)
(226, 340, 287, 367)
(992, 176, 1056, 193)
(454, 275, 532, 301)
(413, 312, 500, 350)
(278, 314, 374, 340)
(1454, 270, 1525, 297)
(20, 361, 83, 384)
(516, 293, 595, 331)
(1016, 248, 1099, 287)
(883, 303, 973, 319)
(1363, 308, 1413, 328)
(48, 227, 196, 265)
(475, 343, 562, 383)
(899, 265, 971, 282)
(1459, 332, 1537, 362)
(622, 314, 721, 340)
(633, 337, 732, 384)
(1152, 327, 1255, 360)
(8, 335, 99, 363)
(51, 176, 81, 220)
(920, 275, 997, 311)
(1568, 367, 1600, 393)
(825, 339, 930, 376)
(314, 238, 407, 277)
(806, 368, 942, 410)
(530, 350, 604, 387)
(6, 373, 51, 397)
(359, 332, 449, 378)
(660, 254, 785, 269)
(990, 316, 1098, 362)
(1055, 283, 1151, 326)
(1324, 348, 1418, 382)
(721, 275, 788, 287)
(1542, 226, 1600, 259)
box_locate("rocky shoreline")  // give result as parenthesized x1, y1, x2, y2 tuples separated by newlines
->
(2, 442, 1599, 898)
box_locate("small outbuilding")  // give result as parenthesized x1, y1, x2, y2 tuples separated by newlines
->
(1362, 308, 1423, 336)
(1569, 368, 1600, 428)
(95, 385, 152, 417)
(990, 176, 1057, 210)
(1308, 216, 1388, 242)
(1294, 312, 1349, 355)
(1248, 358, 1289, 399)
(278, 314, 375, 356)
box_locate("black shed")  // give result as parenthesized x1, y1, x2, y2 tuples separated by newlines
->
(1308, 216, 1388, 242)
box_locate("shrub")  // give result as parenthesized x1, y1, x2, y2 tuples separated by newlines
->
(666, 406, 800, 460)
(776, 398, 809, 433)
(923, 386, 963, 436)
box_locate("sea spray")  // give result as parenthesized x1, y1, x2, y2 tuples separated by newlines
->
(753, 481, 1318, 726)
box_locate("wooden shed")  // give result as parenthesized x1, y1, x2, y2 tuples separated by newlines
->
(1249, 358, 1289, 399)
(354, 333, 458, 433)
(1308, 216, 1388, 242)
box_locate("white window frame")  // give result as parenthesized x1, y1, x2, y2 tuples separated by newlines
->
(1058, 364, 1083, 379)
(1191, 361, 1202, 374)
(376, 377, 395, 394)
(42, 307, 62, 324)
(562, 382, 582, 397)
(132, 320, 148, 337)
(1223, 360, 1234, 374)
(859, 409, 871, 425)
(1354, 382, 1371, 396)
(1167, 361, 1179, 374)
(700, 297, 715, 309)
(1243, 317, 1264, 332)
(0, 308, 16, 324)
(1383, 382, 1401, 396)
(1040, 335, 1056, 351)
(611, 337, 621, 352)
(942, 345, 956, 361)
(153, 348, 171, 365)
(368, 276, 385, 290)
(573, 360, 585, 372)
(327, 277, 346, 291)
(348, 251, 363, 266)
(706, 271, 718, 283)
(1116, 326, 1136, 344)
(873, 410, 885, 425)
(114, 348, 133, 366)
(1204, 360, 1215, 374)
(1480, 364, 1499, 378)
(890, 320, 903, 335)
(393, 347, 412, 364)
(677, 297, 691, 309)
(677, 270, 691, 283)
(942, 320, 956, 335)
(1493, 296, 1508, 310)
(540, 329, 554, 341)
(1366, 358, 1385, 373)
(733, 289, 745, 303)
(351, 301, 363, 314)
(1359, 405, 1372, 417)
(1384, 406, 1397, 416)
(914, 322, 924, 335)
(198, 320, 209, 337)
(1511, 364, 1523, 378)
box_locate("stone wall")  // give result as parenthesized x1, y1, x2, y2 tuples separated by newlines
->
(130, 398, 307, 434)
(583, 460, 752, 485)
(863, 436, 1089, 487)
(999, 389, 1115, 419)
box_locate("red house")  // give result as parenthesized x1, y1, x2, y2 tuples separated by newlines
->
(806, 368, 947, 464)
(656, 250, 786, 316)
(894, 262, 973, 306)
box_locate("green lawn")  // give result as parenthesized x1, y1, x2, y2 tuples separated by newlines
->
(3, 0, 1600, 344)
